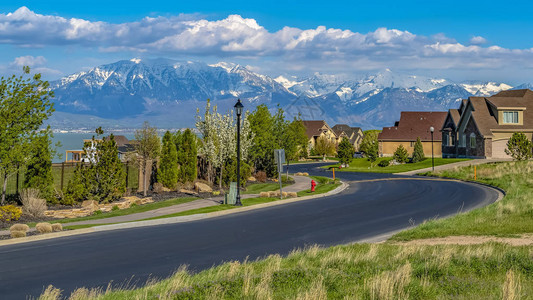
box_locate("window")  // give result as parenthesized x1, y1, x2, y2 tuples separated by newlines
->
(503, 111, 519, 124)
(450, 133, 455, 146)
(460, 134, 466, 147)
(410, 141, 415, 147)
(442, 133, 448, 146)
(470, 133, 476, 148)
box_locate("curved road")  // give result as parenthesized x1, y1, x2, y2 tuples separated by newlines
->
(0, 163, 500, 299)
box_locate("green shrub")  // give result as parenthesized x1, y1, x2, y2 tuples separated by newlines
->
(393, 145, 409, 163)
(505, 132, 532, 160)
(112, 205, 119, 211)
(0, 205, 22, 222)
(412, 137, 425, 163)
(378, 159, 391, 167)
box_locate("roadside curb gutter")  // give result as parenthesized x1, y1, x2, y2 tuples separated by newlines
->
(0, 180, 348, 247)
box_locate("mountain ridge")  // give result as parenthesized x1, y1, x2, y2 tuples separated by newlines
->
(48, 58, 522, 130)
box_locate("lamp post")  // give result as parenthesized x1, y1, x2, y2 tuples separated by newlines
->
(234, 99, 244, 206)
(430, 126, 435, 171)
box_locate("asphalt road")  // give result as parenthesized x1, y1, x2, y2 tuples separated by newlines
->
(0, 163, 500, 299)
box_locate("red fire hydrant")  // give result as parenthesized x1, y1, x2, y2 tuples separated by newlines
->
(311, 179, 317, 192)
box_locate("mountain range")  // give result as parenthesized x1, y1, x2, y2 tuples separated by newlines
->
(48, 58, 520, 130)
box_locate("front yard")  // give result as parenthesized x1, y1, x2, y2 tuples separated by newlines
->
(325, 157, 470, 173)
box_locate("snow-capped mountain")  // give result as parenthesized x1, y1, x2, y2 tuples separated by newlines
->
(51, 58, 294, 119)
(49, 59, 522, 129)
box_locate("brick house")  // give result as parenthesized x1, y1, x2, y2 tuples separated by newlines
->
(442, 89, 533, 158)
(378, 112, 447, 157)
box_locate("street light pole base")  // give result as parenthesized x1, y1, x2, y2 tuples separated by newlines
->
(234, 195, 242, 206)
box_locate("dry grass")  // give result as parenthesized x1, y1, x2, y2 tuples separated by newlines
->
(39, 285, 62, 300)
(367, 262, 412, 300)
(287, 192, 298, 198)
(20, 188, 47, 218)
(10, 230, 26, 238)
(9, 223, 29, 232)
(259, 192, 270, 197)
(502, 269, 521, 300)
(36, 222, 53, 234)
(51, 223, 63, 232)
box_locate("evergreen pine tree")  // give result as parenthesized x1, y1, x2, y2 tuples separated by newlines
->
(24, 132, 56, 203)
(178, 129, 198, 183)
(158, 131, 178, 188)
(505, 132, 533, 160)
(64, 128, 126, 203)
(337, 137, 355, 165)
(393, 144, 409, 164)
(412, 137, 425, 163)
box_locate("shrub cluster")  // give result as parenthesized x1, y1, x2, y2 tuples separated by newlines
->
(0, 205, 22, 222)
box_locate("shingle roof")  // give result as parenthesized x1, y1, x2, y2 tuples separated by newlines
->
(378, 111, 447, 141)
(303, 120, 336, 139)
(449, 109, 460, 126)
(464, 89, 533, 137)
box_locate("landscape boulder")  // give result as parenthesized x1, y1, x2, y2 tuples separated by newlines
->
(195, 182, 213, 193)
(81, 200, 99, 212)
(180, 189, 199, 196)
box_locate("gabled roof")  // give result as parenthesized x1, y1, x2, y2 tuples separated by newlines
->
(459, 89, 533, 137)
(303, 120, 336, 139)
(378, 111, 447, 141)
(441, 109, 461, 131)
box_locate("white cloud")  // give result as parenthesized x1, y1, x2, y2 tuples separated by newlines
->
(470, 36, 488, 45)
(11, 55, 47, 67)
(1, 7, 532, 74)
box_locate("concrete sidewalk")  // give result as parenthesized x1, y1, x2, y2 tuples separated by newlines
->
(395, 158, 512, 176)
(1, 175, 313, 236)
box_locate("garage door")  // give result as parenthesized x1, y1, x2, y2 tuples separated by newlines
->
(492, 139, 512, 158)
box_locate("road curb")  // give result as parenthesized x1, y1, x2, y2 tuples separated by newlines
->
(0, 180, 348, 247)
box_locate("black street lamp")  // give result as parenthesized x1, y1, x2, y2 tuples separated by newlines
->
(430, 126, 435, 171)
(234, 99, 244, 206)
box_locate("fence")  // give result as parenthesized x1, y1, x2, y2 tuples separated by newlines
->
(1, 162, 139, 197)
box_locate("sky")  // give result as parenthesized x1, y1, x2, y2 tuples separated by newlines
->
(1, 1, 533, 84)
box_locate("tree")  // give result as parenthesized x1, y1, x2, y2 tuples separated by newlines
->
(23, 131, 55, 203)
(0, 67, 54, 205)
(195, 101, 253, 186)
(412, 137, 425, 163)
(505, 132, 533, 161)
(248, 104, 277, 177)
(64, 128, 126, 203)
(134, 122, 161, 197)
(283, 116, 308, 177)
(393, 144, 409, 164)
(337, 137, 355, 165)
(158, 131, 178, 188)
(360, 130, 379, 165)
(314, 136, 336, 161)
(178, 129, 198, 183)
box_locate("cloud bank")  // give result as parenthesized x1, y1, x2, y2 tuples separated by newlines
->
(1, 7, 533, 74)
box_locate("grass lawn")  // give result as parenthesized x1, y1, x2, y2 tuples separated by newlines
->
(242, 175, 292, 195)
(391, 160, 533, 241)
(325, 157, 470, 173)
(297, 176, 340, 197)
(242, 183, 288, 194)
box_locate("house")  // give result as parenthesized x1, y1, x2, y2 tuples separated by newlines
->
(302, 120, 338, 150)
(378, 111, 447, 157)
(65, 135, 136, 163)
(442, 89, 533, 158)
(331, 124, 364, 151)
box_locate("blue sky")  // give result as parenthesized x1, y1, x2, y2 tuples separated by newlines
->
(1, 1, 533, 84)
